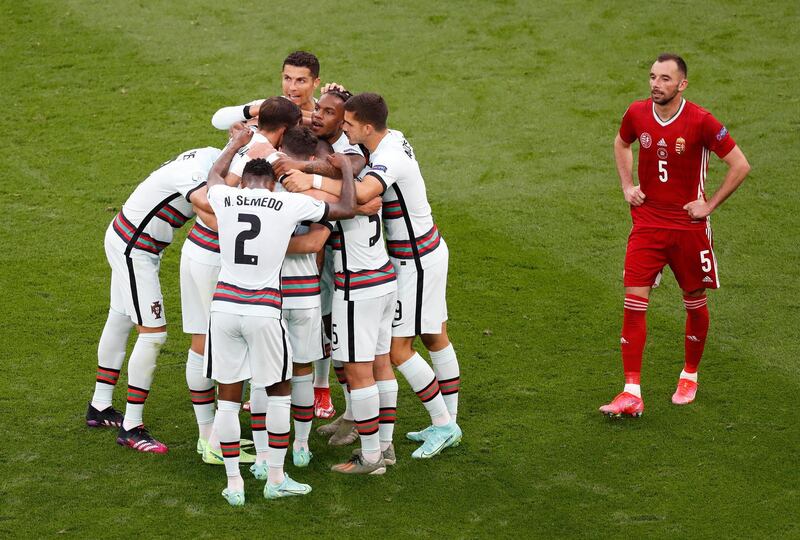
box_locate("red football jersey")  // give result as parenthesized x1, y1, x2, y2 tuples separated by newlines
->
(619, 98, 736, 230)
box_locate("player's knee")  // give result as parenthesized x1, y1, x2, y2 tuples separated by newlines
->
(138, 331, 167, 348)
(683, 288, 706, 298)
(293, 363, 313, 377)
(266, 380, 291, 397)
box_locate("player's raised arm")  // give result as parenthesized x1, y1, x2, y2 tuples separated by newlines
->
(684, 145, 751, 220)
(614, 133, 645, 206)
(207, 128, 253, 188)
(211, 99, 265, 130)
(324, 153, 356, 220)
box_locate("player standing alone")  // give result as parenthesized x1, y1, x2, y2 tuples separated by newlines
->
(600, 53, 750, 417)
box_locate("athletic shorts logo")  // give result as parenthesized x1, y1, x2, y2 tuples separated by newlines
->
(639, 132, 652, 149)
(151, 301, 163, 319)
(657, 148, 668, 160)
(675, 137, 686, 154)
(702, 276, 714, 283)
(716, 126, 728, 141)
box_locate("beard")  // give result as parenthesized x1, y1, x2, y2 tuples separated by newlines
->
(652, 87, 680, 105)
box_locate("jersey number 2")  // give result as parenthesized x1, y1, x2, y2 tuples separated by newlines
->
(235, 214, 260, 265)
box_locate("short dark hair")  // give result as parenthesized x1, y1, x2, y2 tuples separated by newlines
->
(242, 158, 275, 181)
(281, 126, 318, 160)
(656, 53, 687, 78)
(323, 89, 353, 104)
(258, 97, 302, 131)
(344, 92, 388, 131)
(283, 51, 320, 78)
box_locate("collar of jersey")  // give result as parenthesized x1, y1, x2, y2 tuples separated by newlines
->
(651, 98, 685, 127)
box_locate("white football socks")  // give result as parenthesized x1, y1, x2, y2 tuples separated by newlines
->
(267, 394, 291, 485)
(350, 385, 381, 463)
(624, 383, 642, 398)
(313, 355, 331, 389)
(429, 343, 460, 421)
(92, 309, 133, 410)
(249, 383, 269, 464)
(122, 331, 166, 431)
(291, 374, 314, 451)
(397, 353, 451, 427)
(185, 349, 215, 440)
(376, 379, 398, 451)
(680, 369, 698, 383)
(215, 400, 243, 491)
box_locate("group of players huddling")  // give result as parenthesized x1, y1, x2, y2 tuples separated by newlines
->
(85, 51, 463, 505)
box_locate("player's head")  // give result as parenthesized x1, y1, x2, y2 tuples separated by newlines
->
(279, 126, 318, 161)
(312, 90, 352, 141)
(342, 92, 388, 145)
(258, 97, 302, 141)
(241, 158, 276, 189)
(282, 51, 321, 108)
(650, 53, 688, 106)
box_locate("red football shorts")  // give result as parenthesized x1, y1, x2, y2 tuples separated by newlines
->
(623, 225, 719, 291)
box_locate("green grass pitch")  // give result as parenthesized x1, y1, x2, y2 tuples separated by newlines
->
(1, 1, 798, 538)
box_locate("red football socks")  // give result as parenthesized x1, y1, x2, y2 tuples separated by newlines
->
(621, 294, 649, 385)
(683, 295, 709, 373)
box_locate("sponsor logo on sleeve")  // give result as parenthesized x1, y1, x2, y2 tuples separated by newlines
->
(639, 132, 652, 149)
(715, 126, 728, 141)
(192, 172, 205, 182)
(371, 164, 387, 173)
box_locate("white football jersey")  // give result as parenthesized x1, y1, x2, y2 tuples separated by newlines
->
(331, 175, 396, 301)
(273, 182, 326, 310)
(229, 133, 279, 179)
(332, 132, 364, 156)
(181, 215, 220, 267)
(207, 184, 328, 318)
(111, 147, 221, 256)
(365, 131, 445, 270)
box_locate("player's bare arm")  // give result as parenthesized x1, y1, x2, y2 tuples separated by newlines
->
(207, 129, 253, 188)
(683, 145, 750, 219)
(272, 153, 365, 180)
(286, 223, 331, 254)
(324, 153, 356, 220)
(614, 133, 645, 206)
(193, 206, 218, 231)
(283, 170, 382, 205)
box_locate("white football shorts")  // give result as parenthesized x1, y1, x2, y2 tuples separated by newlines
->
(331, 291, 396, 363)
(391, 255, 449, 337)
(204, 312, 292, 387)
(104, 227, 165, 328)
(283, 306, 325, 364)
(179, 252, 220, 334)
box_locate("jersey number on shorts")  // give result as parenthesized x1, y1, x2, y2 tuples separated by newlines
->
(235, 213, 261, 265)
(394, 301, 402, 322)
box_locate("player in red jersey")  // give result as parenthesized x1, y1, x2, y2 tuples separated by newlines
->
(600, 53, 751, 417)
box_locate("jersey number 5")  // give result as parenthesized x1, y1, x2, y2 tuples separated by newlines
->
(235, 213, 260, 265)
(658, 160, 668, 183)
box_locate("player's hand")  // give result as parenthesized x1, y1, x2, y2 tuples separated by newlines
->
(301, 109, 314, 127)
(683, 198, 713, 220)
(273, 156, 304, 177)
(229, 123, 253, 148)
(356, 196, 383, 216)
(623, 185, 646, 206)
(327, 152, 351, 174)
(322, 82, 347, 94)
(282, 170, 313, 192)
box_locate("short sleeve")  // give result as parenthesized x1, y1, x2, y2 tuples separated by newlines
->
(294, 194, 329, 224)
(701, 113, 736, 158)
(181, 170, 208, 202)
(207, 184, 229, 213)
(619, 105, 638, 144)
